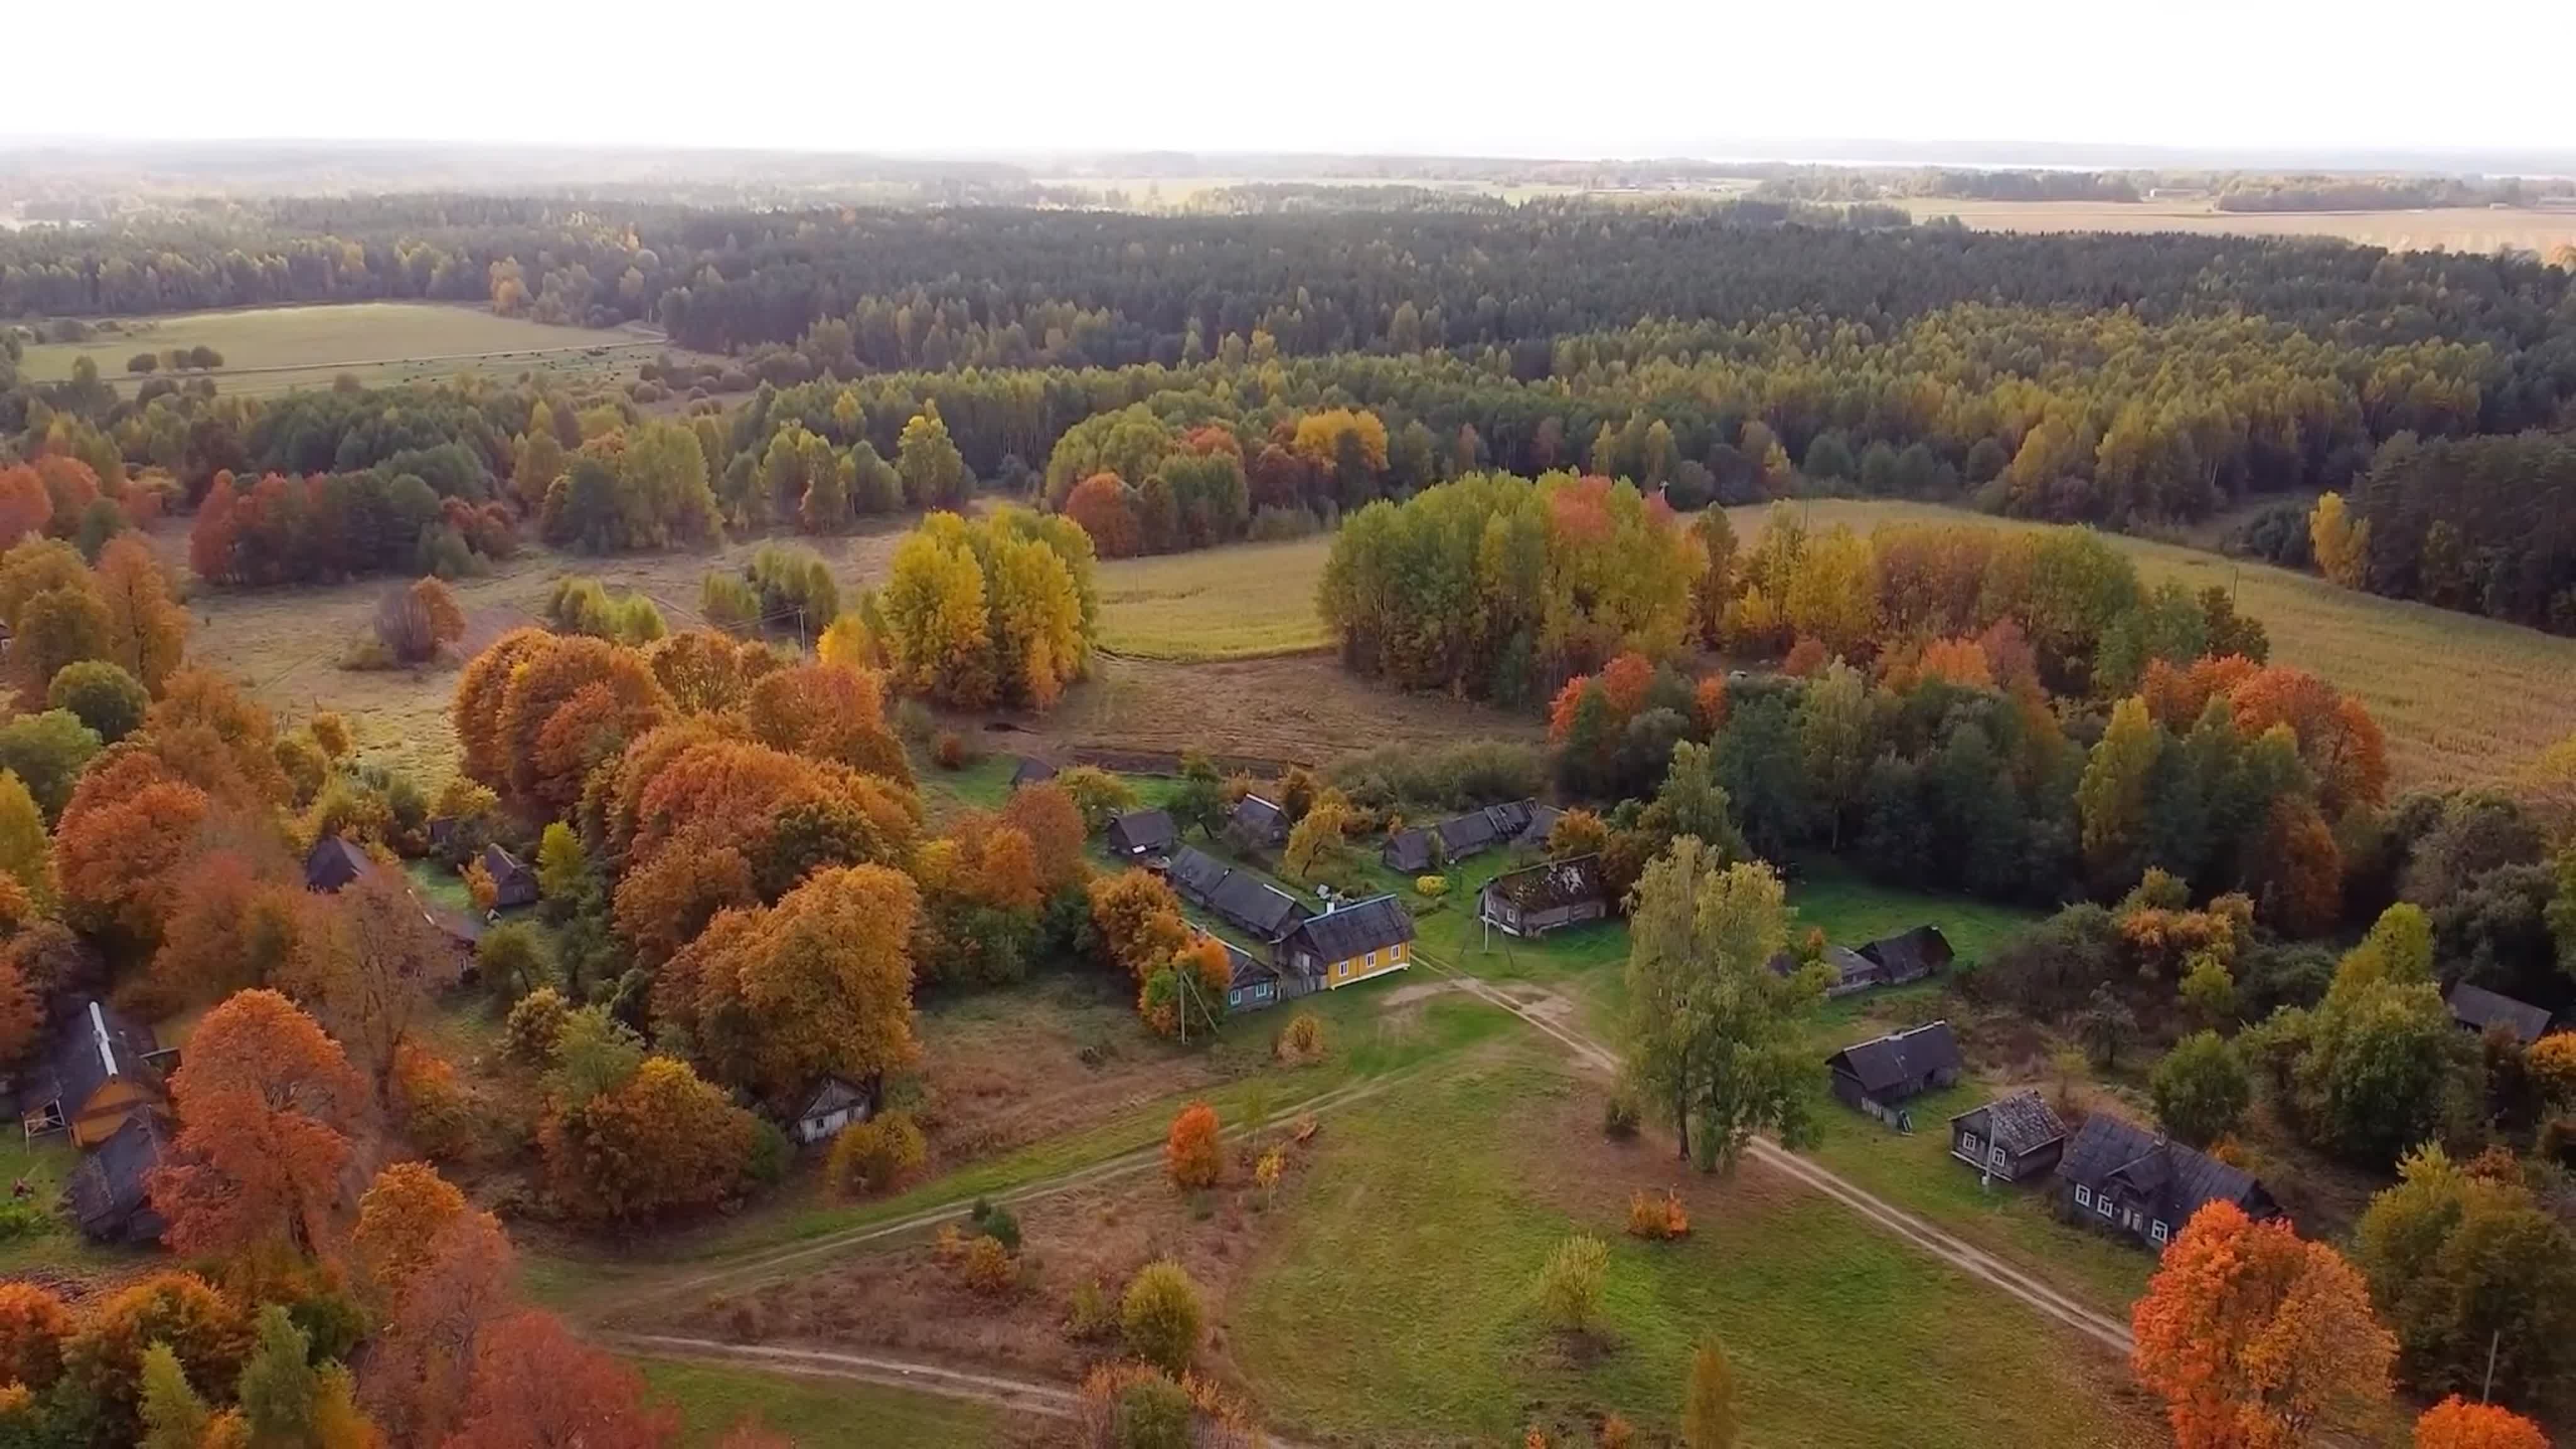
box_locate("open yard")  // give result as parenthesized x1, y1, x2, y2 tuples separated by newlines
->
(18, 301, 668, 398)
(1895, 197, 2576, 254)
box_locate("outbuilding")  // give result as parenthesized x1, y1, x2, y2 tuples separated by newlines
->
(1479, 854, 1608, 938)
(1106, 808, 1178, 860)
(2447, 982, 2551, 1045)
(792, 1076, 874, 1145)
(1824, 1021, 1962, 1128)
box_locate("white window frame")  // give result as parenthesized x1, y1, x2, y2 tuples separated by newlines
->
(2150, 1220, 2169, 1245)
(1988, 1145, 2008, 1168)
(2097, 1193, 2115, 1219)
(1962, 1132, 1981, 1157)
(2074, 1184, 2092, 1208)
(1365, 949, 1377, 969)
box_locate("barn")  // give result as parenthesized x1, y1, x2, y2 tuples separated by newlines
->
(1824, 1021, 1962, 1129)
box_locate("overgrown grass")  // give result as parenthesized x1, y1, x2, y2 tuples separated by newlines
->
(633, 1358, 1004, 1447)
(1231, 1050, 2162, 1447)
(21, 302, 657, 398)
(0, 1134, 141, 1278)
(1094, 539, 1336, 658)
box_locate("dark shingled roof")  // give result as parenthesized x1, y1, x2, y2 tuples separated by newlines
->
(67, 1113, 165, 1242)
(2057, 1113, 2275, 1225)
(304, 835, 375, 893)
(482, 844, 538, 909)
(1166, 848, 1309, 940)
(30, 1001, 164, 1123)
(1231, 794, 1291, 844)
(1167, 846, 1235, 901)
(1826, 1021, 1962, 1097)
(1951, 1089, 2067, 1155)
(1382, 799, 1548, 873)
(1484, 854, 1605, 912)
(1858, 925, 1954, 982)
(1214, 936, 1277, 992)
(2449, 983, 2552, 1045)
(1011, 756, 1057, 787)
(1107, 809, 1177, 856)
(1286, 895, 1416, 963)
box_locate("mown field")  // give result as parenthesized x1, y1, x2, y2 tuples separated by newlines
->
(19, 301, 662, 397)
(1095, 540, 1337, 658)
(1894, 197, 2576, 253)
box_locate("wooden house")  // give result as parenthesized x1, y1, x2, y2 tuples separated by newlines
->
(1164, 847, 1311, 945)
(2057, 1113, 2277, 1252)
(19, 1001, 172, 1148)
(1948, 1090, 2068, 1184)
(481, 844, 539, 909)
(67, 1114, 165, 1243)
(1278, 895, 1416, 993)
(1214, 937, 1285, 1013)
(1106, 809, 1177, 860)
(1857, 926, 1953, 985)
(1479, 854, 1607, 938)
(1010, 756, 1057, 789)
(2447, 982, 2551, 1045)
(1380, 799, 1555, 874)
(303, 835, 376, 894)
(792, 1076, 873, 1145)
(1227, 794, 1292, 850)
(1824, 1021, 1962, 1129)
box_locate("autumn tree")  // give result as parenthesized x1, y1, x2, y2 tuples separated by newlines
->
(1119, 1262, 1204, 1377)
(91, 537, 187, 692)
(1064, 472, 1142, 558)
(539, 1054, 760, 1228)
(2413, 1397, 2548, 1449)
(446, 1311, 678, 1449)
(2131, 1201, 2394, 1449)
(53, 769, 209, 951)
(0, 1282, 71, 1392)
(1680, 1332, 1739, 1449)
(451, 628, 554, 787)
(1622, 842, 1819, 1169)
(2077, 696, 2162, 893)
(2354, 1146, 2576, 1406)
(57, 1273, 247, 1448)
(153, 989, 369, 1260)
(146, 850, 314, 1009)
(2311, 492, 2369, 589)
(359, 1208, 515, 1446)
(235, 1302, 371, 1448)
(350, 1161, 469, 1318)
(896, 406, 971, 509)
(1165, 1101, 1223, 1189)
(291, 868, 445, 1098)
(743, 661, 911, 783)
(14, 579, 112, 706)
(1089, 869, 1191, 984)
(143, 666, 292, 807)
(47, 659, 148, 743)
(0, 770, 52, 905)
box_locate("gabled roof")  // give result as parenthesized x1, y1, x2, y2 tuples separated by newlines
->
(1167, 846, 1235, 901)
(2057, 1112, 2274, 1224)
(304, 835, 375, 893)
(1381, 828, 1435, 874)
(1858, 925, 1954, 980)
(798, 1076, 868, 1119)
(1107, 809, 1177, 854)
(1435, 799, 1540, 857)
(482, 844, 538, 907)
(67, 1113, 164, 1240)
(1286, 894, 1415, 963)
(1011, 756, 1057, 787)
(35, 1001, 164, 1116)
(1951, 1089, 2067, 1155)
(1231, 794, 1290, 841)
(1483, 854, 1606, 912)
(1166, 847, 1309, 940)
(1213, 936, 1277, 992)
(1826, 1021, 1962, 1097)
(2448, 983, 2552, 1044)
(1819, 946, 1877, 989)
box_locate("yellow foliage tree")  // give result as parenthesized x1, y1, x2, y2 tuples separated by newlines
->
(2310, 492, 2370, 589)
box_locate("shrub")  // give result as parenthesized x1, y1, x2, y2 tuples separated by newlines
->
(502, 987, 570, 1065)
(958, 1234, 1017, 1296)
(1626, 1189, 1690, 1241)
(1120, 1261, 1203, 1374)
(1414, 874, 1448, 899)
(1275, 1011, 1326, 1064)
(1065, 1277, 1118, 1341)
(1253, 1147, 1284, 1199)
(1533, 1233, 1608, 1334)
(1602, 1088, 1641, 1139)
(308, 711, 352, 759)
(934, 731, 968, 769)
(375, 576, 467, 663)
(828, 1111, 927, 1196)
(1599, 1414, 1635, 1449)
(969, 1198, 1022, 1252)
(1165, 1101, 1223, 1190)
(701, 570, 762, 634)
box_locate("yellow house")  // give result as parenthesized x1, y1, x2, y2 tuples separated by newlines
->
(19, 1002, 171, 1148)
(1280, 895, 1417, 991)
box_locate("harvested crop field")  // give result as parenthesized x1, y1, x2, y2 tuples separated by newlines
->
(1035, 652, 1540, 768)
(1896, 197, 2576, 254)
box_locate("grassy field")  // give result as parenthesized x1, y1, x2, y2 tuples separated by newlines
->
(1894, 196, 2576, 253)
(635, 1358, 1014, 1447)
(1232, 1048, 2163, 1447)
(19, 302, 663, 398)
(1095, 540, 1336, 658)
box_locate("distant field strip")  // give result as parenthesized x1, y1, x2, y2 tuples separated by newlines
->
(19, 301, 657, 397)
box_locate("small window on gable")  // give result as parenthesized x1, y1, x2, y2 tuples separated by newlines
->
(2074, 1184, 2091, 1208)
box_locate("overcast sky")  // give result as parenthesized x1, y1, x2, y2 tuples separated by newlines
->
(14, 0, 2573, 160)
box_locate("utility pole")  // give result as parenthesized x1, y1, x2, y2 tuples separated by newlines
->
(2482, 1328, 2501, 1402)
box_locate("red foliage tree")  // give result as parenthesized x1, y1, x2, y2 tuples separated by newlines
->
(0, 1281, 72, 1392)
(0, 465, 52, 545)
(2227, 665, 2390, 814)
(1165, 1100, 1223, 1189)
(445, 1310, 678, 1449)
(153, 989, 369, 1260)
(360, 1208, 515, 1445)
(1063, 472, 1142, 558)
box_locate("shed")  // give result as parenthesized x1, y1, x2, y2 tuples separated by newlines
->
(1825, 1021, 1962, 1127)
(18, 1001, 170, 1148)
(303, 835, 376, 894)
(1857, 926, 1953, 985)
(481, 844, 538, 909)
(1010, 756, 1058, 789)
(792, 1076, 874, 1145)
(1106, 809, 1177, 859)
(1228, 794, 1292, 849)
(1279, 895, 1416, 992)
(2447, 983, 2551, 1045)
(65, 1113, 166, 1244)
(1380, 799, 1548, 874)
(2057, 1113, 2277, 1251)
(1479, 854, 1608, 938)
(1949, 1090, 2068, 1184)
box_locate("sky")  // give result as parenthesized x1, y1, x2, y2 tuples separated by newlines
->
(13, 0, 2574, 162)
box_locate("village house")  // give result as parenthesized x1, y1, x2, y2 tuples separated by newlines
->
(1948, 1089, 2068, 1184)
(1771, 924, 1955, 997)
(18, 1001, 172, 1148)
(1009, 755, 1057, 789)
(1106, 808, 1178, 860)
(2057, 1113, 2278, 1251)
(791, 1076, 874, 1145)
(2447, 982, 2551, 1045)
(481, 843, 539, 909)
(1227, 794, 1292, 850)
(67, 1114, 167, 1243)
(302, 837, 482, 986)
(1380, 799, 1558, 874)
(1164, 847, 1311, 945)
(1479, 853, 1608, 938)
(1278, 895, 1416, 993)
(1214, 936, 1287, 1013)
(1824, 1021, 1962, 1129)
(303, 834, 377, 893)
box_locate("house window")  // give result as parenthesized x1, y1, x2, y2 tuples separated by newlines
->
(1365, 950, 1377, 969)
(1228, 989, 1243, 1007)
(2151, 1221, 2169, 1245)
(1961, 1133, 1980, 1157)
(2097, 1193, 2114, 1219)
(2074, 1184, 2092, 1208)
(1988, 1145, 2007, 1168)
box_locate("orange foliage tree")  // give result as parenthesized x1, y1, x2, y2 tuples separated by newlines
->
(999, 781, 1087, 895)
(2413, 1397, 2549, 1449)
(743, 661, 911, 783)
(147, 849, 316, 1008)
(53, 773, 210, 950)
(452, 627, 554, 788)
(1165, 1101, 1223, 1189)
(291, 867, 448, 1095)
(446, 1310, 678, 1449)
(2131, 1200, 2394, 1449)
(152, 989, 369, 1260)
(538, 1055, 759, 1228)
(1063, 472, 1141, 558)
(360, 1208, 516, 1445)
(55, 1272, 247, 1445)
(0, 955, 37, 1070)
(349, 1161, 468, 1317)
(496, 634, 671, 814)
(0, 465, 52, 544)
(0, 1281, 72, 1392)
(92, 536, 189, 693)
(1088, 869, 1191, 984)
(143, 666, 291, 807)
(2226, 665, 2390, 816)
(641, 629, 779, 714)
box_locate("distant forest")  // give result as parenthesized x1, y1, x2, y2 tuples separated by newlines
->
(3, 197, 2574, 627)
